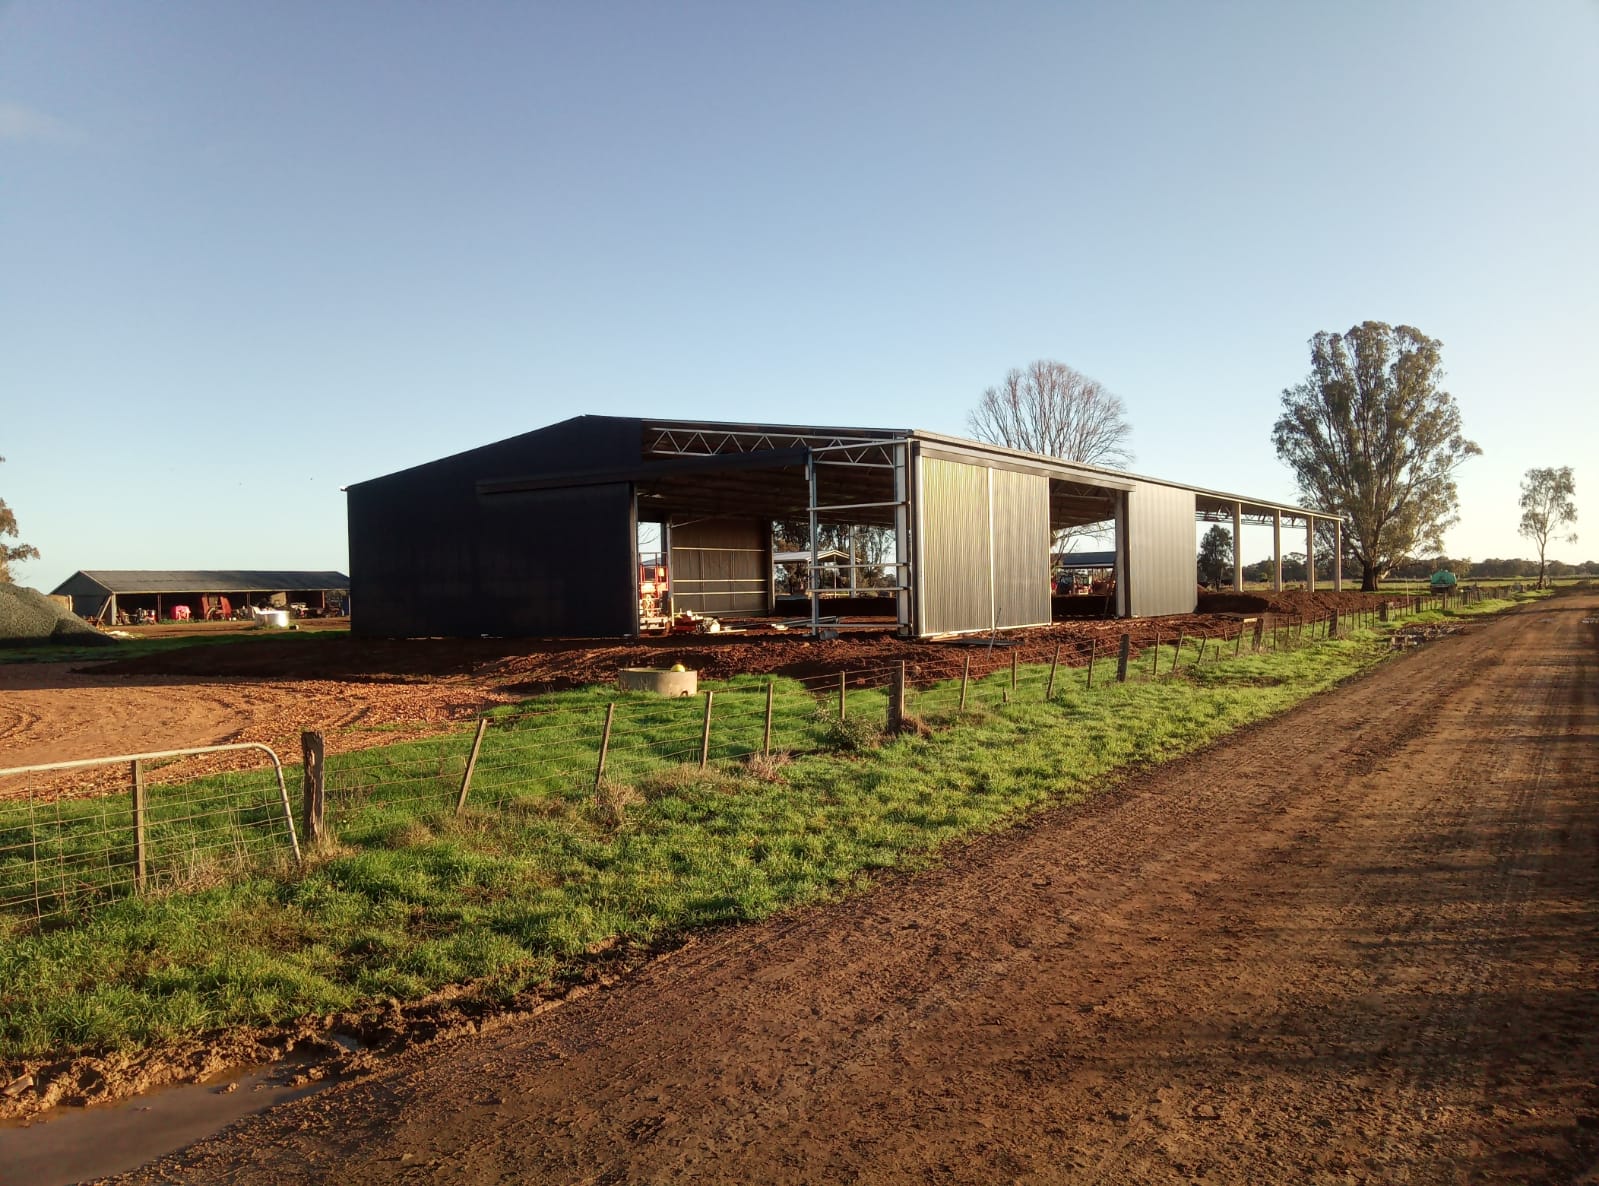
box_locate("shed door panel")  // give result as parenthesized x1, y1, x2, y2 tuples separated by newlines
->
(1126, 483, 1198, 617)
(478, 483, 637, 636)
(670, 519, 769, 614)
(990, 468, 1051, 628)
(919, 458, 993, 635)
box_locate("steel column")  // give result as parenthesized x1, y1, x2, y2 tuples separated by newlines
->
(1232, 502, 1244, 593)
(807, 451, 820, 636)
(1272, 509, 1283, 591)
(1114, 491, 1129, 618)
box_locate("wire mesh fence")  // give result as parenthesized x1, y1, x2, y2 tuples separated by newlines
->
(0, 744, 299, 928)
(0, 593, 1459, 930)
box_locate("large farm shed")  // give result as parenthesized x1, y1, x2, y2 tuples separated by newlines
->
(51, 570, 350, 624)
(345, 416, 1340, 639)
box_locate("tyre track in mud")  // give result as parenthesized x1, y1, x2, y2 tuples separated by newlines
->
(113, 596, 1599, 1185)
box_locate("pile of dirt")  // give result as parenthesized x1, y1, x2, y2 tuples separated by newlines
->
(94, 615, 1245, 696)
(1198, 588, 1397, 616)
(0, 585, 116, 648)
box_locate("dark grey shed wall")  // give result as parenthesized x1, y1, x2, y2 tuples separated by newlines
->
(347, 416, 642, 637)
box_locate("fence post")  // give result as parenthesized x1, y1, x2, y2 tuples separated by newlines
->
(1173, 632, 1185, 672)
(1196, 633, 1208, 664)
(699, 692, 715, 769)
(301, 731, 325, 848)
(1116, 633, 1131, 682)
(1329, 609, 1340, 639)
(1151, 629, 1161, 676)
(888, 661, 906, 733)
(455, 717, 489, 815)
(1011, 649, 1019, 691)
(1234, 622, 1245, 658)
(838, 671, 847, 721)
(1046, 644, 1061, 699)
(594, 702, 616, 789)
(131, 759, 147, 894)
(1086, 637, 1097, 689)
(1253, 618, 1266, 652)
(763, 680, 775, 756)
(959, 653, 970, 711)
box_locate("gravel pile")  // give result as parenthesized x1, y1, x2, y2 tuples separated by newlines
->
(0, 585, 117, 647)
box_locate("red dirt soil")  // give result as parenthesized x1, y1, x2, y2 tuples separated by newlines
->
(1, 590, 1392, 790)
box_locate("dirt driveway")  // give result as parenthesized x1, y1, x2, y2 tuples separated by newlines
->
(109, 594, 1599, 1184)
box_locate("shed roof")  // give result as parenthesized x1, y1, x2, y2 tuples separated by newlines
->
(354, 413, 1338, 530)
(457, 416, 1336, 526)
(53, 570, 350, 595)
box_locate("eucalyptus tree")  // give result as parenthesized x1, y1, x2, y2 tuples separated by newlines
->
(1197, 525, 1233, 588)
(1518, 466, 1577, 588)
(1272, 322, 1480, 591)
(0, 456, 40, 582)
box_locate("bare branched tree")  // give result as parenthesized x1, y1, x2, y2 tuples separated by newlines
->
(967, 360, 1133, 468)
(968, 360, 1133, 558)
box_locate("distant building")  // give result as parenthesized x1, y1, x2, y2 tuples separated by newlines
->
(51, 570, 349, 623)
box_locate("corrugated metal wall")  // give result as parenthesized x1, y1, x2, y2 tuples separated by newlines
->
(669, 519, 770, 614)
(917, 457, 1050, 634)
(919, 458, 992, 635)
(990, 468, 1052, 629)
(479, 484, 637, 635)
(1126, 481, 1198, 617)
(347, 416, 641, 637)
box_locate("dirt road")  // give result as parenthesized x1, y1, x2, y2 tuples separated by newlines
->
(115, 594, 1599, 1185)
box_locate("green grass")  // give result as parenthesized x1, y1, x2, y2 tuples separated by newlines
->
(0, 593, 1532, 1064)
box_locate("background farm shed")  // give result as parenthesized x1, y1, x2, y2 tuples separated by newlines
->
(50, 570, 350, 623)
(346, 416, 1339, 639)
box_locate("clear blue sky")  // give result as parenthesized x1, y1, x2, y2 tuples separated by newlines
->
(4, 1, 1595, 591)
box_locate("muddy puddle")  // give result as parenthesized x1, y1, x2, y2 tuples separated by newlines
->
(0, 1059, 331, 1185)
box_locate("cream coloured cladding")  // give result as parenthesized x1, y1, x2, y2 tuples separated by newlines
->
(916, 456, 1051, 635)
(1126, 481, 1198, 617)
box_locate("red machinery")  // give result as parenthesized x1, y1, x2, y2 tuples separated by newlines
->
(639, 559, 670, 631)
(200, 595, 234, 620)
